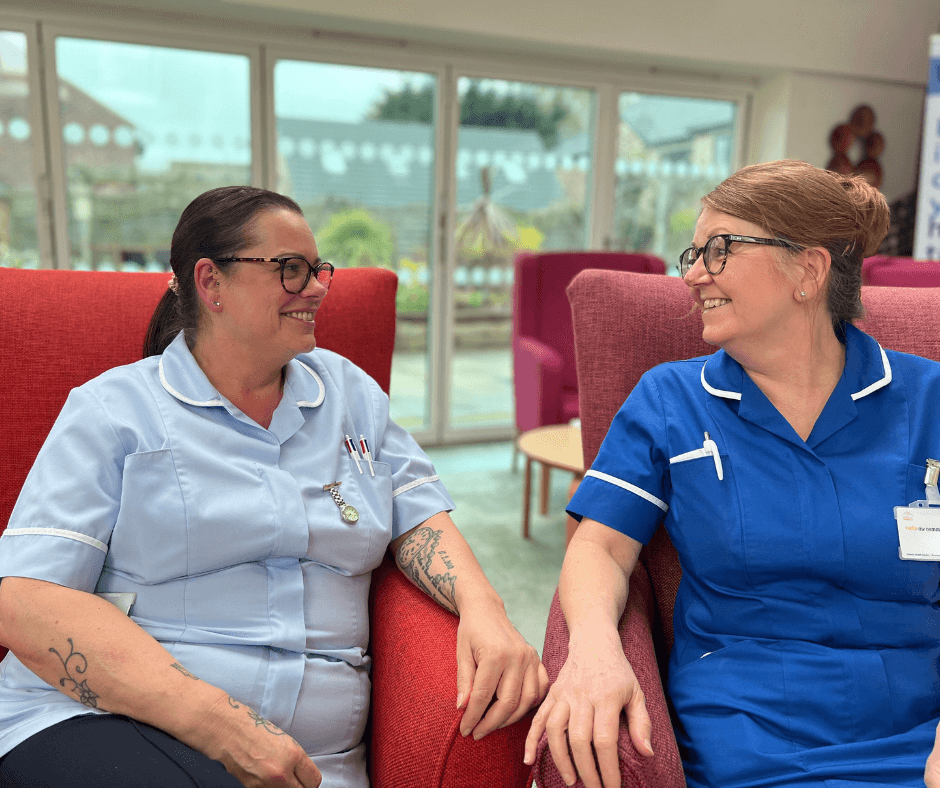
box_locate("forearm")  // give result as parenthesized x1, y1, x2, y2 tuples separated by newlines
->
(0, 577, 259, 751)
(391, 511, 503, 616)
(559, 520, 638, 649)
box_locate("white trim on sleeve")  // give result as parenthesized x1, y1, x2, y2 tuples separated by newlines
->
(584, 470, 668, 512)
(392, 475, 441, 498)
(851, 345, 892, 400)
(2, 527, 108, 554)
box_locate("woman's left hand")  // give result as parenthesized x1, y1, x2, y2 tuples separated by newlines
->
(925, 721, 940, 788)
(454, 599, 549, 739)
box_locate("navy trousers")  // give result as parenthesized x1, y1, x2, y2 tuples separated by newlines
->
(0, 714, 244, 787)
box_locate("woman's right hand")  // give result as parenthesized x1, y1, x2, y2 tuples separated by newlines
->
(524, 632, 653, 788)
(193, 694, 322, 788)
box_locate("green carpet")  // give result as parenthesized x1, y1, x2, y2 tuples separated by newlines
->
(425, 441, 570, 655)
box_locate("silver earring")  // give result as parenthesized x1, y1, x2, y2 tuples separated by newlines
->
(213, 301, 220, 306)
(800, 291, 806, 298)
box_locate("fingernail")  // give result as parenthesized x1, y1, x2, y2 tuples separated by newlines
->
(645, 738, 654, 755)
(455, 692, 464, 708)
(564, 776, 575, 787)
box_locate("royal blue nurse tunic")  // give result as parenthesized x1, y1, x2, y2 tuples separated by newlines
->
(568, 323, 940, 788)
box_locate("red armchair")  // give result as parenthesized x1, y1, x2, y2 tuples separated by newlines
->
(531, 270, 940, 788)
(511, 251, 666, 437)
(0, 266, 532, 788)
(862, 255, 940, 286)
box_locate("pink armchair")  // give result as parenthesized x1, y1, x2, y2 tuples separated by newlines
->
(862, 255, 940, 286)
(0, 266, 533, 788)
(512, 251, 666, 437)
(531, 270, 940, 788)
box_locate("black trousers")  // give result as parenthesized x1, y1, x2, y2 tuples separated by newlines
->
(0, 714, 244, 787)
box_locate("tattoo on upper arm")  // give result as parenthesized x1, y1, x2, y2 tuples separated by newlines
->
(49, 638, 99, 708)
(170, 663, 200, 680)
(395, 526, 459, 614)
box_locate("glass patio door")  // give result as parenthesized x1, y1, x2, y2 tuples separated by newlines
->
(271, 59, 438, 435)
(447, 76, 596, 436)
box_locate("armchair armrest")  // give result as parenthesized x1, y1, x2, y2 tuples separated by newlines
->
(513, 336, 566, 433)
(369, 553, 534, 787)
(532, 563, 685, 788)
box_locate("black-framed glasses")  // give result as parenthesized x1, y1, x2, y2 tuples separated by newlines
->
(678, 234, 802, 277)
(215, 257, 334, 294)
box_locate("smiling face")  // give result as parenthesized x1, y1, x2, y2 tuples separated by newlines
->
(683, 207, 801, 357)
(216, 208, 327, 368)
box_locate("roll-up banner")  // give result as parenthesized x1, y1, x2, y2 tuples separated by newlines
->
(913, 34, 940, 260)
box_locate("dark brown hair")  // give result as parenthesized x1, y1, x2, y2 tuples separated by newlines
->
(701, 159, 890, 331)
(143, 186, 303, 357)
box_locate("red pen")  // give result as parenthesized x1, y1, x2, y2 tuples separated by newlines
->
(359, 434, 375, 476)
(344, 434, 363, 474)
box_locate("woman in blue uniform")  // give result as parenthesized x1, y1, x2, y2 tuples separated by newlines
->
(524, 160, 940, 788)
(0, 186, 547, 788)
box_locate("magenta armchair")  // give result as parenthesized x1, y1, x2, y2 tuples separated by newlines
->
(862, 255, 940, 286)
(531, 270, 940, 788)
(511, 251, 665, 436)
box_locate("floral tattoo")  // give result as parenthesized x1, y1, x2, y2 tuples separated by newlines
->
(49, 638, 99, 708)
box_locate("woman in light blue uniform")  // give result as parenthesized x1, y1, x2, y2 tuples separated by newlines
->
(0, 187, 547, 788)
(525, 160, 940, 788)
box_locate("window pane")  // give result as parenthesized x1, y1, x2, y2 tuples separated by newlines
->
(0, 31, 40, 268)
(55, 38, 250, 271)
(274, 60, 436, 433)
(451, 77, 595, 430)
(614, 92, 737, 274)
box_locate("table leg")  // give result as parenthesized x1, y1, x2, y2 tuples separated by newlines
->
(539, 463, 550, 515)
(522, 457, 532, 538)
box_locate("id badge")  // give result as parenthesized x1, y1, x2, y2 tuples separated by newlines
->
(894, 502, 940, 561)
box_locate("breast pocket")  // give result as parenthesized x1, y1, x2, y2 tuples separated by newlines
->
(305, 459, 393, 577)
(667, 448, 745, 584)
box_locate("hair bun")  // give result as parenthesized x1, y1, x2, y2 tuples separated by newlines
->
(838, 173, 890, 258)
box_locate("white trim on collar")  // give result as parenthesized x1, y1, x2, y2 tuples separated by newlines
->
(851, 344, 891, 401)
(700, 363, 742, 401)
(159, 356, 224, 407)
(295, 360, 325, 408)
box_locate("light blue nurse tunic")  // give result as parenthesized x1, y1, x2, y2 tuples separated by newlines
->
(0, 331, 454, 788)
(568, 323, 940, 788)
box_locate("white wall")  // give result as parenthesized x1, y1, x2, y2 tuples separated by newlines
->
(240, 0, 940, 83)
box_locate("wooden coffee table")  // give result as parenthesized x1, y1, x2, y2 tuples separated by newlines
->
(517, 424, 584, 540)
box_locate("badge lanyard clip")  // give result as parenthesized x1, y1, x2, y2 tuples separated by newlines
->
(925, 458, 940, 505)
(894, 459, 940, 561)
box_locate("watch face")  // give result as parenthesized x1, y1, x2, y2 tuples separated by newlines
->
(340, 504, 360, 524)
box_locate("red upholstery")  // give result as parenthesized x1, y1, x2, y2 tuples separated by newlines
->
(862, 255, 940, 287)
(512, 251, 666, 434)
(0, 266, 530, 787)
(532, 270, 940, 788)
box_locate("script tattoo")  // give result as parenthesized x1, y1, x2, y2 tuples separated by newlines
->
(395, 526, 458, 614)
(170, 663, 201, 680)
(228, 696, 286, 736)
(49, 638, 99, 708)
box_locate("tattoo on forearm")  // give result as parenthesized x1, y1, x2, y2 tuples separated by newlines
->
(228, 695, 286, 736)
(247, 707, 287, 735)
(395, 526, 459, 614)
(49, 638, 99, 708)
(170, 663, 200, 680)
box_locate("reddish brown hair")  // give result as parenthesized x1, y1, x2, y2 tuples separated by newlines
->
(702, 159, 890, 330)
